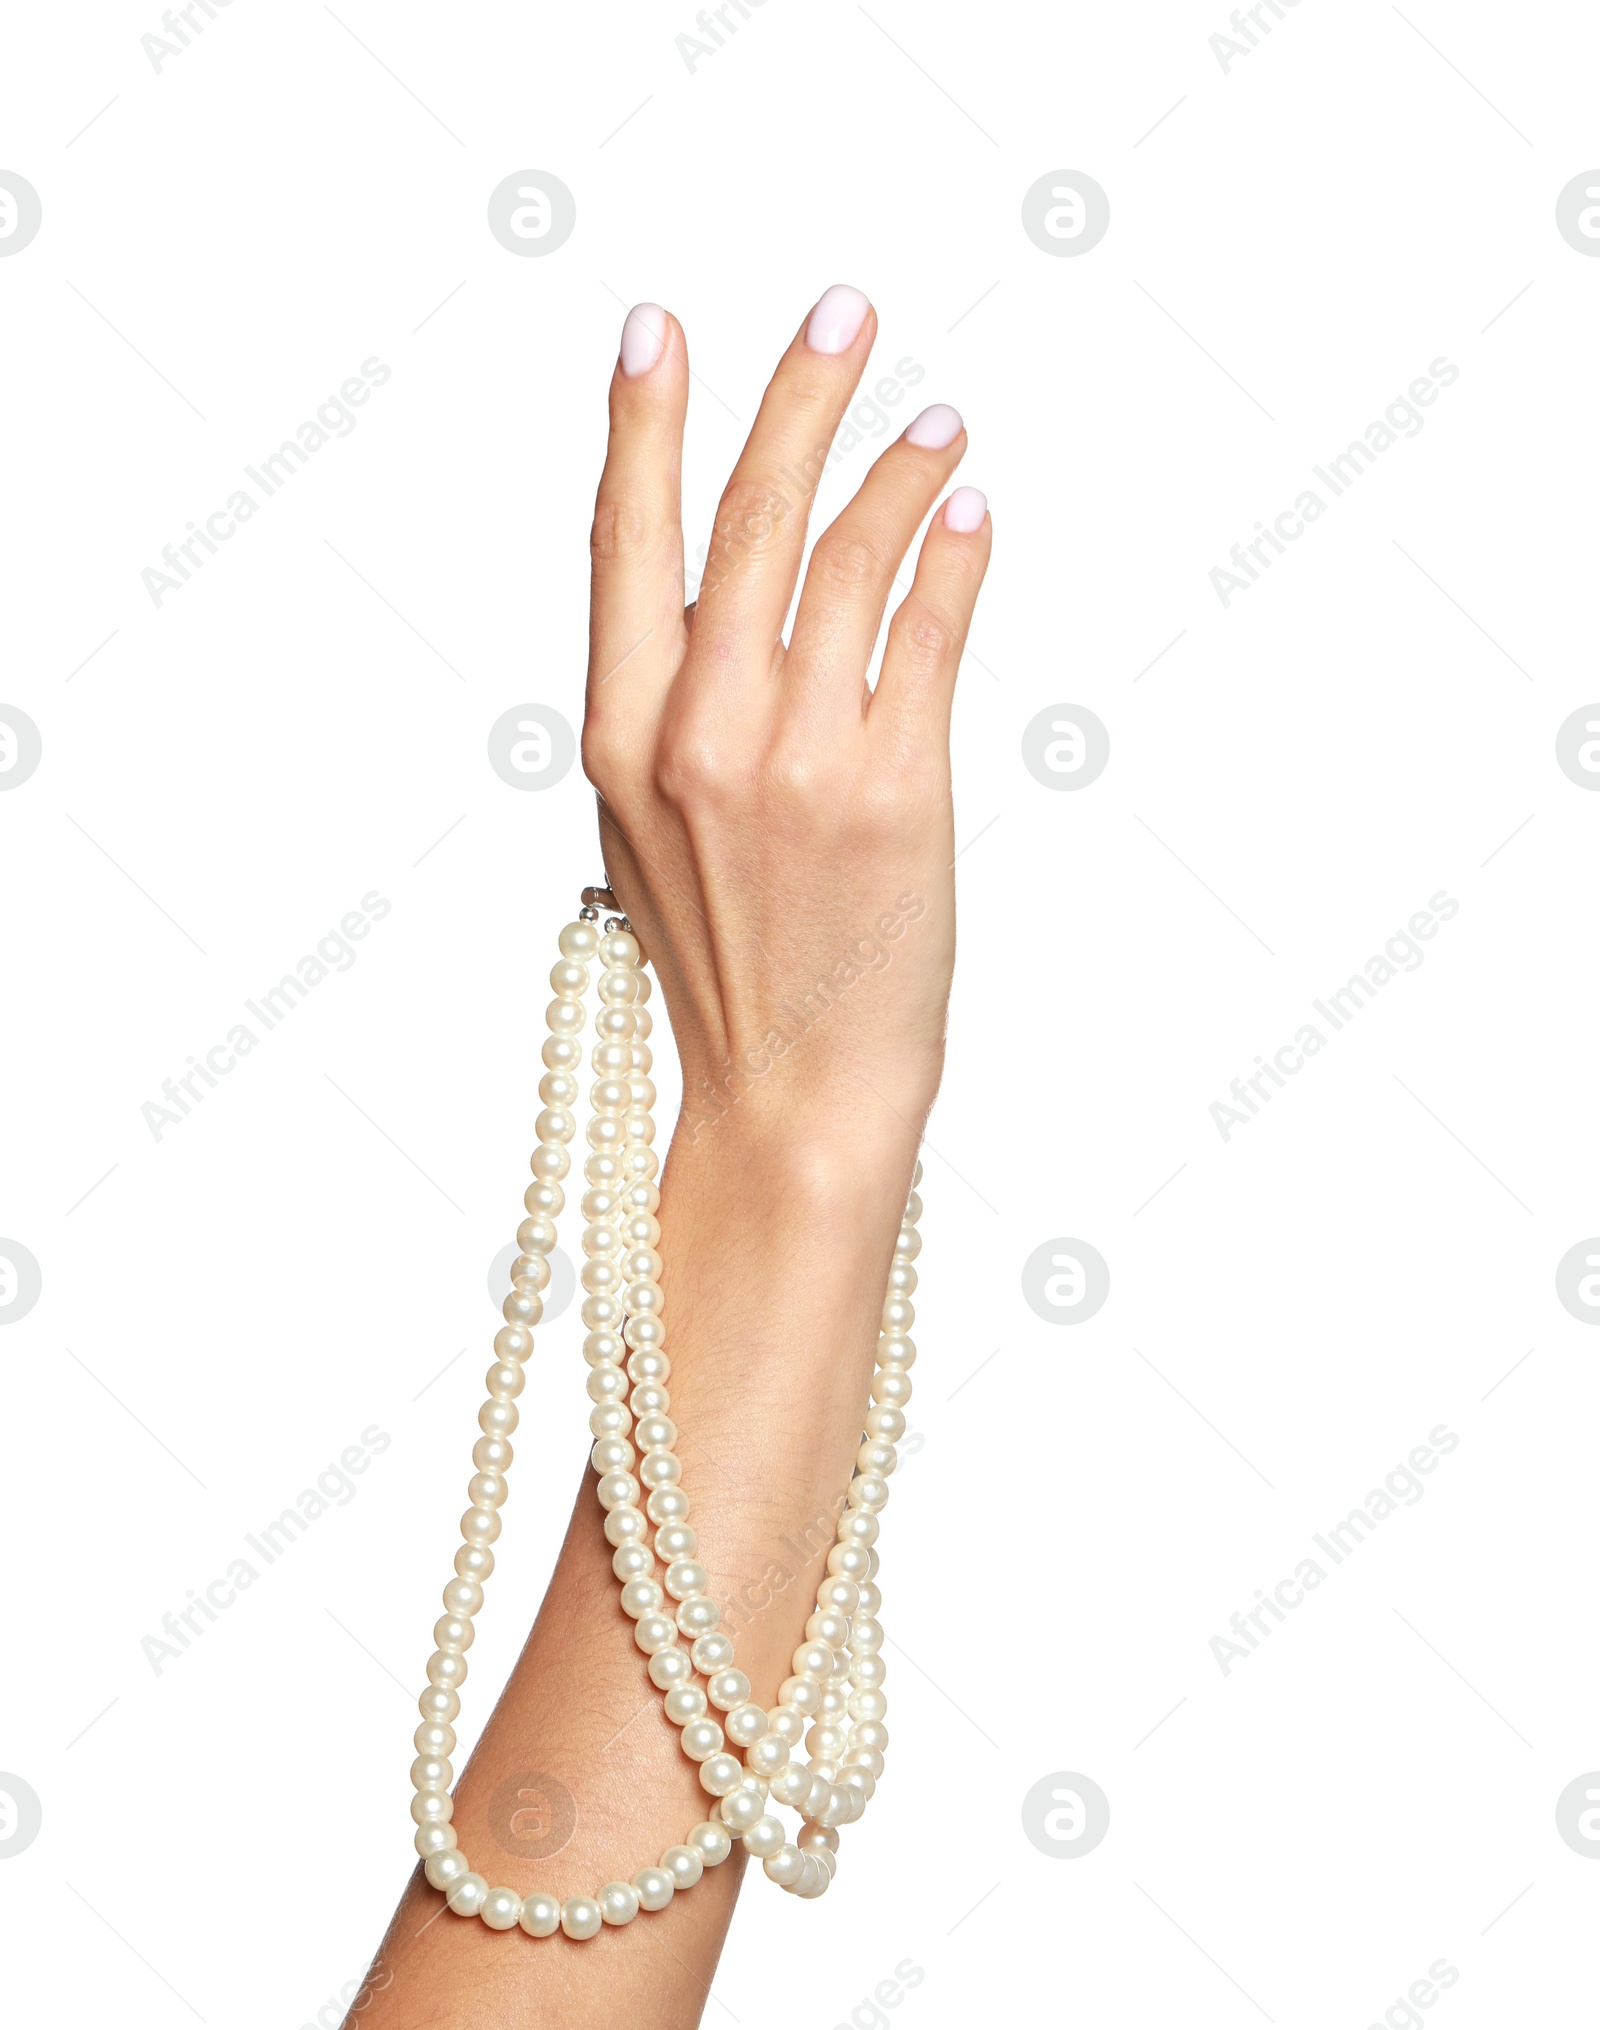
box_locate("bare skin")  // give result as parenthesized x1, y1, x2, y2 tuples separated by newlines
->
(352, 286, 991, 2029)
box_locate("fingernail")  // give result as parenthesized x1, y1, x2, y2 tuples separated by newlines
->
(619, 302, 667, 378)
(943, 486, 988, 533)
(805, 284, 871, 355)
(905, 403, 963, 450)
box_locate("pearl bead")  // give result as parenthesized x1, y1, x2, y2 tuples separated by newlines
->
(648, 1646, 693, 1690)
(719, 1785, 767, 1834)
(698, 1754, 744, 1797)
(597, 1471, 641, 1511)
(631, 1382, 670, 1416)
(657, 1524, 699, 1562)
(611, 1543, 652, 1584)
(639, 1449, 681, 1488)
(604, 1507, 648, 1547)
(798, 1822, 839, 1855)
(664, 1685, 707, 1724)
(484, 1364, 524, 1407)
(558, 920, 600, 959)
(676, 1596, 720, 1639)
(502, 1287, 540, 1328)
(424, 1848, 468, 1890)
(633, 1867, 674, 1912)
(663, 1558, 706, 1599)
(689, 1819, 734, 1866)
(807, 1610, 850, 1648)
(647, 1486, 690, 1525)
(418, 1686, 459, 1724)
(459, 1506, 500, 1546)
(701, 1666, 746, 1710)
(447, 1873, 488, 1915)
(779, 1675, 821, 1715)
(414, 1821, 455, 1857)
(679, 1718, 725, 1761)
(767, 1706, 806, 1745)
(742, 1816, 785, 1859)
(748, 1733, 790, 1777)
(725, 1703, 767, 1748)
(827, 1543, 871, 1580)
(494, 1325, 533, 1362)
(633, 1612, 678, 1654)
(764, 1844, 805, 1887)
(481, 1886, 522, 1930)
(467, 1471, 508, 1510)
(426, 1650, 466, 1691)
(530, 1139, 570, 1178)
(850, 1654, 886, 1689)
(856, 1580, 882, 1616)
(591, 1437, 634, 1475)
(850, 1616, 883, 1654)
(411, 1754, 452, 1791)
(478, 1399, 518, 1438)
(791, 1641, 832, 1681)
(587, 1366, 628, 1403)
(661, 1845, 703, 1890)
(415, 1720, 455, 1757)
(561, 1896, 603, 1940)
(851, 1715, 889, 1749)
(590, 1401, 630, 1438)
(863, 1406, 905, 1442)
(519, 1210, 560, 1251)
(452, 1542, 491, 1591)
(619, 1577, 663, 1618)
(519, 1891, 561, 1937)
(546, 997, 586, 1036)
(472, 1436, 513, 1476)
(870, 1369, 912, 1408)
(768, 1762, 812, 1808)
(598, 930, 639, 967)
(599, 1880, 641, 1926)
(803, 1774, 832, 1820)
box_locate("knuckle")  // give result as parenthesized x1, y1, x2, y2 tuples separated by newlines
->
(711, 477, 794, 560)
(654, 729, 735, 808)
(580, 712, 626, 794)
(897, 606, 954, 670)
(590, 495, 653, 568)
(810, 530, 884, 599)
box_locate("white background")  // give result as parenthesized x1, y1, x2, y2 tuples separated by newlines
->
(2, 2, 1598, 2025)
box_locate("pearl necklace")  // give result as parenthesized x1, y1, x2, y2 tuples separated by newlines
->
(409, 891, 921, 1941)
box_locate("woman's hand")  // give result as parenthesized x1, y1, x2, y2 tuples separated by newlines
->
(356, 290, 991, 2029)
(581, 286, 991, 1160)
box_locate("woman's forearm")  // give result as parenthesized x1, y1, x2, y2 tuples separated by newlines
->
(352, 281, 988, 2027)
(366, 1110, 919, 2026)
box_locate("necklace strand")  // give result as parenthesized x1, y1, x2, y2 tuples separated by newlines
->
(409, 894, 920, 1940)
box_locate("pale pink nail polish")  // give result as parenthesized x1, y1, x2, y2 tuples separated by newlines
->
(943, 486, 988, 533)
(905, 403, 963, 450)
(805, 284, 871, 355)
(619, 302, 667, 378)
